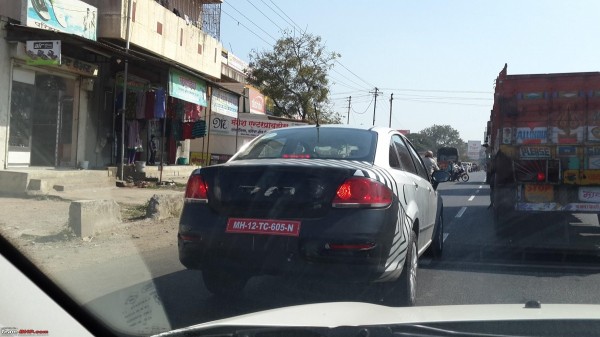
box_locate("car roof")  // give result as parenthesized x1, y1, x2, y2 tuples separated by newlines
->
(277, 124, 403, 135)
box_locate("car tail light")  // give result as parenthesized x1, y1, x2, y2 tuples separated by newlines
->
(332, 177, 392, 208)
(185, 174, 208, 201)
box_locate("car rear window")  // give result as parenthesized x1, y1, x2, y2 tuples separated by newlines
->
(232, 127, 377, 162)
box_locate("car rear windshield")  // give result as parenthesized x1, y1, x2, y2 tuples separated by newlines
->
(232, 127, 377, 162)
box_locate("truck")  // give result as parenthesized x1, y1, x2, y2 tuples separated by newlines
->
(486, 64, 600, 231)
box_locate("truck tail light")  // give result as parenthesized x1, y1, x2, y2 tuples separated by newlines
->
(332, 177, 392, 208)
(537, 172, 546, 182)
(185, 174, 208, 201)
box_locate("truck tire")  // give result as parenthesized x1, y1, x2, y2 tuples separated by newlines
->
(492, 187, 515, 237)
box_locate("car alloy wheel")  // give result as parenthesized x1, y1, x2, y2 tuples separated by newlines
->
(430, 211, 444, 258)
(396, 229, 418, 306)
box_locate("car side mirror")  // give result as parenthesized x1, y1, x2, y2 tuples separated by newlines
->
(431, 170, 451, 190)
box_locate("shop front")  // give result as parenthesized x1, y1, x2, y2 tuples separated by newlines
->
(8, 51, 98, 168)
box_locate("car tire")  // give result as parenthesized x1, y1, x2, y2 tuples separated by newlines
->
(429, 209, 444, 258)
(461, 173, 469, 182)
(202, 268, 249, 296)
(382, 229, 418, 307)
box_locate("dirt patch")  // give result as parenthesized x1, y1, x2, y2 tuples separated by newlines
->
(0, 196, 177, 274)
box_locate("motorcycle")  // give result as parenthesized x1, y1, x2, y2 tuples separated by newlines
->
(451, 167, 470, 182)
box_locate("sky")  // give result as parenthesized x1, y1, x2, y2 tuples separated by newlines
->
(219, 1, 600, 143)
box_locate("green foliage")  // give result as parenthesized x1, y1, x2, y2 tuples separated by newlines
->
(246, 32, 341, 124)
(408, 125, 466, 155)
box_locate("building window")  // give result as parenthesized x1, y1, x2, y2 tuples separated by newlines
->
(157, 22, 162, 35)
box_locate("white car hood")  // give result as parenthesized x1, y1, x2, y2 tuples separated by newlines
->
(155, 301, 600, 335)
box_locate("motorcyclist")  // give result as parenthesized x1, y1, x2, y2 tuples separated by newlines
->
(423, 150, 440, 176)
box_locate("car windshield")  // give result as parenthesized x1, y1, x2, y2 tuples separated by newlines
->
(2, 1, 600, 337)
(232, 127, 377, 161)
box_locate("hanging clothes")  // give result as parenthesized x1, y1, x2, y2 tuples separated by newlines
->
(135, 91, 146, 119)
(125, 91, 137, 119)
(182, 122, 194, 139)
(166, 97, 177, 119)
(127, 120, 142, 149)
(154, 88, 166, 119)
(171, 120, 182, 141)
(183, 102, 202, 122)
(145, 91, 156, 120)
(191, 120, 207, 138)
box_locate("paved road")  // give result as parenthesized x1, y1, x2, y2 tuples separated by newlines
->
(76, 171, 600, 332)
(419, 171, 600, 307)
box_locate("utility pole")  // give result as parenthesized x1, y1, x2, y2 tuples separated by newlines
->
(370, 87, 381, 126)
(388, 93, 394, 127)
(346, 96, 351, 124)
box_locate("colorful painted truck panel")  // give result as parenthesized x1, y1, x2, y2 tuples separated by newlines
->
(486, 64, 600, 214)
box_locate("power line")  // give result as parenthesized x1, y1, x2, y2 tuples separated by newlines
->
(330, 90, 371, 96)
(393, 93, 492, 101)
(331, 68, 372, 91)
(245, 0, 285, 32)
(221, 9, 274, 46)
(223, 3, 278, 42)
(352, 97, 374, 115)
(330, 93, 371, 101)
(268, 0, 304, 33)
(380, 87, 493, 94)
(258, 0, 302, 33)
(329, 76, 368, 92)
(335, 60, 375, 88)
(395, 97, 490, 107)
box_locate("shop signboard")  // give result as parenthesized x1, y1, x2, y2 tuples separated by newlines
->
(26, 0, 97, 40)
(249, 88, 265, 114)
(169, 69, 207, 107)
(211, 88, 239, 118)
(26, 40, 60, 65)
(467, 140, 481, 159)
(210, 114, 306, 138)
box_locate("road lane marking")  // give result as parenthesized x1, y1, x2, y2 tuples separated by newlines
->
(443, 233, 449, 242)
(455, 207, 467, 218)
(468, 196, 475, 201)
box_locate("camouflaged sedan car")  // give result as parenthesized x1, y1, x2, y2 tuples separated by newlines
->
(178, 125, 449, 306)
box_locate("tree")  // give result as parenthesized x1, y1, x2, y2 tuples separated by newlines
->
(406, 133, 435, 153)
(407, 125, 466, 155)
(420, 125, 465, 150)
(246, 32, 341, 124)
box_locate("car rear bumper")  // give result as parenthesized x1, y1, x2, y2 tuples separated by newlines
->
(178, 202, 404, 282)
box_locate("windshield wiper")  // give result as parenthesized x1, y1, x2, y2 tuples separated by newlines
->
(153, 323, 532, 337)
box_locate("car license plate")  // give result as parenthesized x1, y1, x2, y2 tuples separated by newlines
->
(226, 218, 301, 237)
(524, 184, 554, 202)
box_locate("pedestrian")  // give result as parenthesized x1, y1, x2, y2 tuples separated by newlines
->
(423, 150, 440, 176)
(148, 135, 157, 165)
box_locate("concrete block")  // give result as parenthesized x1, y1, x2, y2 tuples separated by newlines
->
(69, 200, 122, 238)
(26, 179, 49, 196)
(0, 171, 29, 196)
(146, 194, 183, 220)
